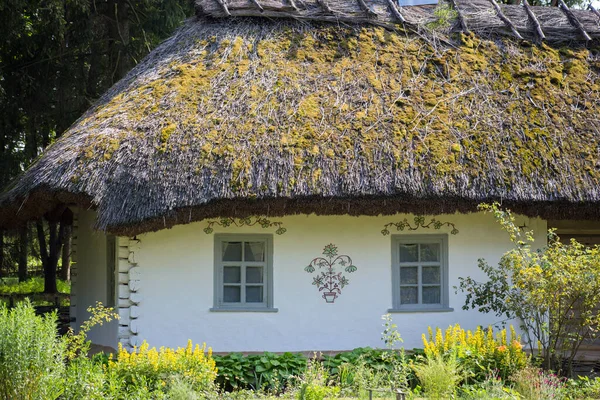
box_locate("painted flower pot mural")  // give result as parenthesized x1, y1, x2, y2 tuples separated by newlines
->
(304, 244, 357, 303)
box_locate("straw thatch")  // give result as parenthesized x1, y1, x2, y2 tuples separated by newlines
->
(1, 0, 600, 235)
(196, 0, 600, 43)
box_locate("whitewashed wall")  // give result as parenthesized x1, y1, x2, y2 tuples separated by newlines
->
(116, 211, 546, 352)
(75, 209, 118, 348)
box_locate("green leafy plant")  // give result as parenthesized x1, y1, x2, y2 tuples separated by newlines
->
(296, 356, 340, 400)
(422, 324, 528, 382)
(411, 354, 463, 399)
(457, 202, 600, 373)
(214, 351, 307, 393)
(0, 300, 66, 400)
(108, 340, 218, 397)
(560, 375, 600, 400)
(511, 366, 566, 400)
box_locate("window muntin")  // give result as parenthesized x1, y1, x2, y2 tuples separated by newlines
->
(393, 235, 449, 311)
(214, 235, 273, 310)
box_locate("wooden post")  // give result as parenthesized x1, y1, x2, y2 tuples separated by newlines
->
(559, 0, 591, 41)
(488, 0, 523, 39)
(385, 0, 405, 23)
(523, 0, 546, 41)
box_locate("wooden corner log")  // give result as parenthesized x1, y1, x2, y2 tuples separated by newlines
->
(357, 0, 377, 17)
(448, 0, 469, 32)
(385, 0, 405, 23)
(250, 0, 265, 12)
(559, 0, 591, 41)
(213, 0, 231, 15)
(522, 0, 545, 41)
(488, 0, 523, 40)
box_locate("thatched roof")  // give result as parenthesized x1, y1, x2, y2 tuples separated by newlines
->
(1, 0, 600, 235)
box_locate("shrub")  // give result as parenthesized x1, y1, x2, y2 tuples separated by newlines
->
(422, 324, 528, 382)
(62, 357, 106, 400)
(0, 300, 66, 400)
(214, 351, 307, 392)
(511, 366, 566, 400)
(560, 376, 600, 400)
(458, 203, 600, 372)
(296, 357, 340, 400)
(108, 340, 217, 396)
(412, 354, 463, 399)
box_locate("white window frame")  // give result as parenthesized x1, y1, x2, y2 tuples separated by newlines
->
(211, 234, 277, 312)
(389, 234, 453, 313)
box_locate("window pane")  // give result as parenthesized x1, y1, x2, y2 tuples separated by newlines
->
(222, 242, 242, 261)
(223, 286, 241, 302)
(246, 286, 263, 303)
(399, 244, 418, 262)
(423, 286, 441, 304)
(245, 242, 265, 262)
(400, 287, 418, 304)
(223, 266, 241, 283)
(422, 266, 440, 284)
(246, 266, 263, 283)
(420, 243, 440, 262)
(400, 266, 418, 284)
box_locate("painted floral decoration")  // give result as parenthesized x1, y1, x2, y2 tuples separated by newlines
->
(304, 244, 357, 303)
(203, 217, 286, 235)
(381, 216, 459, 236)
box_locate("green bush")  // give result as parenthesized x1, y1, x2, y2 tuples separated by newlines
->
(296, 358, 340, 400)
(560, 376, 600, 400)
(0, 276, 70, 294)
(0, 300, 66, 400)
(107, 340, 217, 397)
(422, 324, 528, 383)
(511, 366, 566, 400)
(214, 351, 307, 392)
(412, 355, 463, 399)
(62, 357, 106, 400)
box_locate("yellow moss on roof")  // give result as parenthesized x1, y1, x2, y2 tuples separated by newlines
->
(69, 20, 600, 199)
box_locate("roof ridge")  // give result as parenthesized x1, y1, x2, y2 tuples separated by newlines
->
(195, 0, 600, 43)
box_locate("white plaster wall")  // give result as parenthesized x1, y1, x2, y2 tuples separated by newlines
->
(75, 209, 118, 348)
(132, 211, 546, 352)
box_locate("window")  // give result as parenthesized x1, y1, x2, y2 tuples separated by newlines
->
(391, 235, 452, 312)
(212, 234, 276, 311)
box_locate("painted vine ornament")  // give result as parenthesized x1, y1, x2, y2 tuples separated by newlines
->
(381, 216, 459, 236)
(203, 217, 286, 235)
(304, 244, 358, 303)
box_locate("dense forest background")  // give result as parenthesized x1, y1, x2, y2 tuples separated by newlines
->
(0, 0, 194, 292)
(0, 0, 590, 292)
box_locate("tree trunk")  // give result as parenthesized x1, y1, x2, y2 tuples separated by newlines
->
(18, 226, 28, 282)
(0, 230, 3, 279)
(61, 223, 72, 282)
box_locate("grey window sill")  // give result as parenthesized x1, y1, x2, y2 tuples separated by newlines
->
(210, 307, 279, 313)
(387, 307, 454, 313)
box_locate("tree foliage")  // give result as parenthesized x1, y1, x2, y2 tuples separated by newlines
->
(0, 0, 194, 288)
(457, 203, 600, 374)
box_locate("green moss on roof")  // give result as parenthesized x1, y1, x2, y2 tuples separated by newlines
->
(3, 17, 600, 232)
(81, 23, 600, 191)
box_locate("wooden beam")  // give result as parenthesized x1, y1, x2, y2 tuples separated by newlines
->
(449, 0, 469, 32)
(522, 0, 545, 41)
(385, 0, 405, 23)
(249, 0, 264, 12)
(588, 3, 600, 21)
(316, 0, 334, 13)
(559, 0, 591, 41)
(214, 0, 231, 15)
(488, 0, 523, 40)
(357, 0, 377, 17)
